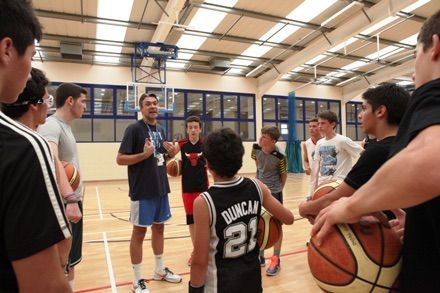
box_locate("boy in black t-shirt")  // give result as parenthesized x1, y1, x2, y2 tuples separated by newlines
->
(299, 83, 409, 220)
(189, 128, 293, 293)
(311, 10, 440, 292)
(0, 1, 71, 292)
(174, 116, 209, 266)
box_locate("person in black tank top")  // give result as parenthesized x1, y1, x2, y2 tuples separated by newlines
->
(189, 128, 294, 293)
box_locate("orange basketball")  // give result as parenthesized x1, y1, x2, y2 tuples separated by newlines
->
(308, 220, 402, 292)
(166, 158, 182, 177)
(257, 209, 282, 250)
(313, 179, 342, 200)
(61, 161, 80, 190)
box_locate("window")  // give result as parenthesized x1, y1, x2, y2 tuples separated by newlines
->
(48, 82, 137, 142)
(48, 84, 256, 142)
(157, 90, 256, 141)
(346, 101, 364, 141)
(262, 95, 341, 141)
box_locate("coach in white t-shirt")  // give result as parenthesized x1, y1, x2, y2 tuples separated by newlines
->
(313, 110, 363, 190)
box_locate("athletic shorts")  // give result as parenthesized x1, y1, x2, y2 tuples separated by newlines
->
(130, 195, 171, 227)
(182, 192, 201, 225)
(272, 191, 283, 204)
(69, 201, 83, 268)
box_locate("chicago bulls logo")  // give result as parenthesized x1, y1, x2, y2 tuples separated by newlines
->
(185, 152, 202, 166)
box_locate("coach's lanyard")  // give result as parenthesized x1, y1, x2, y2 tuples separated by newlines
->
(145, 122, 164, 166)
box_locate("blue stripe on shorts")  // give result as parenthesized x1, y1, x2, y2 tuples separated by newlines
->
(131, 195, 172, 227)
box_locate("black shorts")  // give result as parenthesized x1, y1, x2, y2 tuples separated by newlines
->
(68, 201, 83, 268)
(272, 191, 283, 204)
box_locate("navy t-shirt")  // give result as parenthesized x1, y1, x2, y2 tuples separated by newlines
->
(119, 120, 170, 200)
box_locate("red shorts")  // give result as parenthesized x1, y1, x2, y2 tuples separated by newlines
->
(182, 192, 201, 215)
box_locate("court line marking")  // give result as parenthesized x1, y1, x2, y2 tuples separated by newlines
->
(74, 247, 308, 293)
(95, 186, 116, 293)
(95, 186, 103, 220)
(102, 232, 117, 292)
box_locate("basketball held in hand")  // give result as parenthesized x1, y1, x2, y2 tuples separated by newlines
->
(313, 179, 342, 200)
(308, 220, 402, 292)
(257, 209, 282, 250)
(166, 158, 182, 177)
(62, 161, 80, 190)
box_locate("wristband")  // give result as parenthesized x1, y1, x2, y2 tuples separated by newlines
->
(189, 282, 204, 293)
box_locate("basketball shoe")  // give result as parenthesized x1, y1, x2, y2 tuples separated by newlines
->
(266, 256, 280, 276)
(131, 279, 149, 293)
(153, 267, 182, 283)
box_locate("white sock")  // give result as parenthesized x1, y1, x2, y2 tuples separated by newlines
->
(68, 281, 74, 289)
(132, 263, 142, 282)
(155, 254, 164, 273)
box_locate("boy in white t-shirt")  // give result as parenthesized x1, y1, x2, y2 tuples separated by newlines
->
(302, 118, 321, 199)
(313, 110, 363, 190)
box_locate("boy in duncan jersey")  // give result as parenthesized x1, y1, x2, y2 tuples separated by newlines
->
(189, 128, 294, 293)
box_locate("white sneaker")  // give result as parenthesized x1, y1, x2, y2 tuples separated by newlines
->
(153, 267, 182, 283)
(131, 279, 150, 293)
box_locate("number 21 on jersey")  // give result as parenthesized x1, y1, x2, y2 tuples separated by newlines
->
(223, 216, 258, 258)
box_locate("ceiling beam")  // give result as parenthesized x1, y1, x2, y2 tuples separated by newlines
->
(257, 0, 419, 96)
(342, 59, 415, 101)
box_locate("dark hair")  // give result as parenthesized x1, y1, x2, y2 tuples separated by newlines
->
(317, 110, 338, 129)
(362, 83, 410, 125)
(1, 67, 49, 119)
(139, 93, 158, 108)
(203, 128, 244, 178)
(417, 10, 440, 52)
(261, 125, 281, 141)
(0, 0, 42, 56)
(186, 115, 202, 128)
(308, 118, 318, 123)
(55, 83, 87, 108)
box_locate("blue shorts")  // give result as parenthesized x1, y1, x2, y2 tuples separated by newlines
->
(129, 195, 171, 227)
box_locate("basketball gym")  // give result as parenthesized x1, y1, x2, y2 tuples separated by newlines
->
(27, 0, 436, 292)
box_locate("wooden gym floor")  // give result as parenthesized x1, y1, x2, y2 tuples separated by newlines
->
(74, 173, 321, 293)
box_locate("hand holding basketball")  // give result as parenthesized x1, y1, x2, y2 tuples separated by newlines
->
(61, 161, 80, 190)
(257, 209, 282, 250)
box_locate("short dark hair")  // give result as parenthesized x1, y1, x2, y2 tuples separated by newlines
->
(317, 110, 338, 129)
(417, 10, 440, 52)
(261, 125, 281, 141)
(1, 67, 49, 119)
(186, 115, 202, 128)
(203, 128, 244, 178)
(139, 93, 158, 108)
(55, 83, 87, 108)
(362, 83, 410, 125)
(308, 118, 318, 123)
(0, 0, 42, 56)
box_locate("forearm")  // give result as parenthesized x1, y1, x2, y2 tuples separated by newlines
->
(116, 152, 149, 166)
(304, 182, 355, 216)
(190, 261, 207, 287)
(280, 173, 287, 190)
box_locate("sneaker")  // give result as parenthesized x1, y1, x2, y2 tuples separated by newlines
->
(266, 256, 281, 276)
(153, 267, 182, 283)
(131, 279, 150, 293)
(259, 255, 266, 267)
